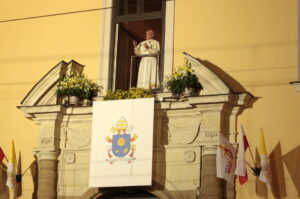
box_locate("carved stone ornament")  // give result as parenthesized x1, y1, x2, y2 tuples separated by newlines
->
(67, 125, 91, 148)
(167, 116, 201, 145)
(40, 137, 53, 146)
(196, 128, 220, 145)
(64, 151, 76, 164)
(184, 150, 196, 163)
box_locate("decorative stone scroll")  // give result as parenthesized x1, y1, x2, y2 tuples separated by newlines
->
(66, 124, 91, 148)
(167, 115, 201, 145)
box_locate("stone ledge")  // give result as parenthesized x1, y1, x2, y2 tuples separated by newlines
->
(290, 81, 300, 92)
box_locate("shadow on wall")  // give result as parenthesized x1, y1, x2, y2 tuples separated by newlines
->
(30, 158, 39, 199)
(151, 114, 167, 193)
(282, 145, 300, 197)
(198, 59, 247, 93)
(0, 163, 9, 199)
(255, 148, 268, 198)
(269, 142, 287, 198)
(255, 142, 292, 199)
(15, 151, 23, 198)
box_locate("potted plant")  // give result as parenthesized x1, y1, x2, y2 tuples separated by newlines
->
(183, 71, 203, 96)
(57, 72, 100, 106)
(165, 73, 186, 99)
(104, 87, 153, 100)
(165, 59, 203, 98)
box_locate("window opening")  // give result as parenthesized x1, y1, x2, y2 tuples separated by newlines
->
(111, 0, 165, 90)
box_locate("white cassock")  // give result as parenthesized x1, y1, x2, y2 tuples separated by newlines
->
(134, 39, 160, 89)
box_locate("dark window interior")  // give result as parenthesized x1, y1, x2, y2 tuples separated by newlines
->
(117, 0, 138, 16)
(115, 19, 162, 90)
(112, 0, 165, 90)
(115, 0, 163, 17)
(143, 0, 162, 13)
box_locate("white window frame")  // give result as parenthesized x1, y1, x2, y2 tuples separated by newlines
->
(99, 0, 174, 92)
(291, 0, 300, 91)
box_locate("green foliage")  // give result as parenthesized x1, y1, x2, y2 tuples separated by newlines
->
(184, 72, 202, 89)
(104, 87, 154, 100)
(165, 78, 186, 96)
(57, 72, 101, 100)
(165, 59, 203, 95)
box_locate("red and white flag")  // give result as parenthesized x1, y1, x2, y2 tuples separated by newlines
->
(235, 125, 249, 185)
(217, 133, 236, 184)
(0, 147, 5, 164)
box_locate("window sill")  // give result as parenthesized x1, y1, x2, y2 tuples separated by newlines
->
(290, 81, 300, 92)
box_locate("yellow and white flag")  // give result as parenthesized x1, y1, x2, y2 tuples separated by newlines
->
(6, 141, 17, 191)
(259, 129, 271, 185)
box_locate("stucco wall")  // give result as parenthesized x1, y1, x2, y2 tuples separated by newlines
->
(0, 0, 102, 198)
(174, 1, 300, 199)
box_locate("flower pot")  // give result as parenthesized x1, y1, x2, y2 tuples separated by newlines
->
(172, 92, 184, 100)
(184, 87, 194, 96)
(184, 87, 201, 96)
(68, 96, 80, 105)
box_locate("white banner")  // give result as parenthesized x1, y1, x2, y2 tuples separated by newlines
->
(89, 98, 154, 187)
(216, 133, 236, 184)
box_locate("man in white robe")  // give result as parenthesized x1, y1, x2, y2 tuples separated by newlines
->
(133, 30, 160, 89)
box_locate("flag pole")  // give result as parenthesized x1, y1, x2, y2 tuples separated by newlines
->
(248, 144, 257, 168)
(245, 161, 261, 176)
(241, 125, 257, 167)
(4, 154, 8, 162)
(21, 161, 34, 177)
(245, 161, 252, 169)
(0, 164, 6, 172)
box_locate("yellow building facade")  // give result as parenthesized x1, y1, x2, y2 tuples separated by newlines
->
(0, 0, 299, 198)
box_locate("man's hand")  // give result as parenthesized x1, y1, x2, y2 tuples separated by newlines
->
(143, 42, 149, 49)
(133, 40, 138, 48)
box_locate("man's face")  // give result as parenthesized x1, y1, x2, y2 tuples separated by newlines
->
(146, 31, 154, 40)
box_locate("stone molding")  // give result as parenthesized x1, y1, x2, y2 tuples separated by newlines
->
(290, 81, 300, 92)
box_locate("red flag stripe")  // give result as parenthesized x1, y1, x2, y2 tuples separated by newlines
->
(239, 170, 248, 185)
(0, 147, 5, 164)
(243, 135, 249, 151)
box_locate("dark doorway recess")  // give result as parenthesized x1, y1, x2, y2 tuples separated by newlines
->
(98, 189, 159, 199)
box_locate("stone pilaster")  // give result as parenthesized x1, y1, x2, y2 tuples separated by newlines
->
(36, 152, 58, 199)
(199, 146, 223, 199)
(32, 111, 63, 199)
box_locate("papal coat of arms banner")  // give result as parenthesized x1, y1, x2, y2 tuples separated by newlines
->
(89, 98, 154, 187)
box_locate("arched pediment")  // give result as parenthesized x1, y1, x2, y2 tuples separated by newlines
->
(183, 52, 247, 95)
(21, 60, 84, 106)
